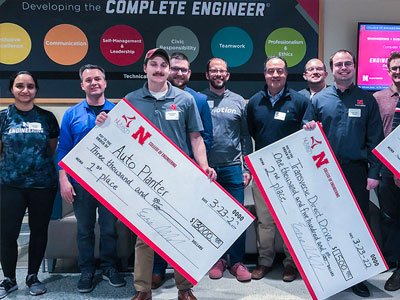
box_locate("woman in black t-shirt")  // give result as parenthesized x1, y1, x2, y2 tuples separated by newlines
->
(0, 71, 59, 298)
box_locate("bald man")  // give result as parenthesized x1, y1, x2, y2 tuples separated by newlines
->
(299, 58, 328, 99)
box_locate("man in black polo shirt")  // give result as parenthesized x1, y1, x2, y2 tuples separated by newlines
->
(247, 56, 313, 283)
(304, 49, 384, 298)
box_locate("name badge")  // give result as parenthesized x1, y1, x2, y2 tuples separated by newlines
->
(207, 100, 214, 109)
(165, 110, 179, 120)
(274, 111, 286, 121)
(348, 108, 361, 118)
(28, 122, 42, 130)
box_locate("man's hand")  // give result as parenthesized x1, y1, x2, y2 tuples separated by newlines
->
(366, 178, 380, 190)
(394, 175, 400, 188)
(303, 120, 317, 131)
(95, 111, 108, 125)
(204, 166, 217, 181)
(59, 170, 76, 203)
(243, 172, 252, 187)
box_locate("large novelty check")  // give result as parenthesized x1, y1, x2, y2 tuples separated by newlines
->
(59, 98, 254, 284)
(372, 124, 400, 178)
(244, 124, 387, 300)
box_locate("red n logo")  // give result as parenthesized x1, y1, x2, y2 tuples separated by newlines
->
(131, 126, 152, 145)
(312, 151, 329, 168)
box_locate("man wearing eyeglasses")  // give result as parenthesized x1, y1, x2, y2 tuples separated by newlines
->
(97, 48, 217, 300)
(304, 49, 384, 298)
(299, 58, 329, 99)
(246, 56, 313, 283)
(202, 57, 253, 282)
(150, 52, 213, 290)
(373, 51, 400, 292)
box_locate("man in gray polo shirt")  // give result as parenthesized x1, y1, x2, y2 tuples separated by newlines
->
(202, 57, 253, 282)
(97, 48, 216, 300)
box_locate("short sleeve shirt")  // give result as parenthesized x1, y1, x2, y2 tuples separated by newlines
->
(124, 82, 203, 155)
(0, 104, 60, 188)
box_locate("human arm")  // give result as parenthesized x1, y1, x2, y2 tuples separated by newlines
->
(303, 120, 317, 130)
(57, 110, 76, 203)
(199, 99, 213, 153)
(95, 111, 108, 125)
(366, 96, 384, 180)
(243, 172, 252, 187)
(49, 138, 58, 156)
(189, 131, 216, 180)
(366, 178, 380, 190)
(394, 175, 400, 188)
(59, 169, 76, 203)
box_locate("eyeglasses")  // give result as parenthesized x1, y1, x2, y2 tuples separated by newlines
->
(265, 68, 285, 75)
(305, 67, 325, 72)
(333, 61, 354, 68)
(170, 66, 189, 74)
(208, 69, 228, 75)
(390, 66, 400, 72)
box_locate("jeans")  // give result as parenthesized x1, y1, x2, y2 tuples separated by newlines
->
(340, 162, 370, 223)
(73, 184, 118, 273)
(153, 252, 168, 275)
(214, 164, 246, 265)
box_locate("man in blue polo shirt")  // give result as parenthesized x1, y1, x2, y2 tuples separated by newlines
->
(58, 64, 126, 293)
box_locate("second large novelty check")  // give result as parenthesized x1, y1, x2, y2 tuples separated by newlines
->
(245, 124, 387, 300)
(59, 98, 254, 285)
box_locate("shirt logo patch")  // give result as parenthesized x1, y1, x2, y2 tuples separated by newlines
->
(8, 122, 43, 134)
(355, 99, 365, 107)
(170, 104, 177, 110)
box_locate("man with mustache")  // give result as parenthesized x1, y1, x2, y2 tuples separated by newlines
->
(202, 57, 253, 282)
(97, 48, 216, 300)
(299, 58, 329, 100)
(151, 52, 213, 290)
(373, 51, 400, 292)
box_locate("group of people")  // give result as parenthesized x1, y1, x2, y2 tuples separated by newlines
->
(0, 48, 399, 300)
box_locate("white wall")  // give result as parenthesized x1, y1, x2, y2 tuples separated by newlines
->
(322, 0, 400, 83)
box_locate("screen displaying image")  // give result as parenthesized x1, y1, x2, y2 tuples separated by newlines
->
(357, 22, 400, 91)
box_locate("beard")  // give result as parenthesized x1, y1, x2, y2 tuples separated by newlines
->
(169, 76, 188, 89)
(209, 78, 226, 90)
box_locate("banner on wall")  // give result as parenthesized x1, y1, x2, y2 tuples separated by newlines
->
(0, 0, 319, 98)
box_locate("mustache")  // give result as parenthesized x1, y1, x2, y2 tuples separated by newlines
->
(153, 72, 165, 76)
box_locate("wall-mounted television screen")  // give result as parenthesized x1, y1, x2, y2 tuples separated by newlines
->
(356, 22, 400, 91)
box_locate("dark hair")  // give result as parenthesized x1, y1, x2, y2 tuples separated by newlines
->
(79, 64, 106, 80)
(329, 49, 357, 71)
(264, 56, 288, 71)
(9, 71, 39, 93)
(387, 51, 400, 70)
(170, 52, 189, 63)
(206, 57, 228, 72)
